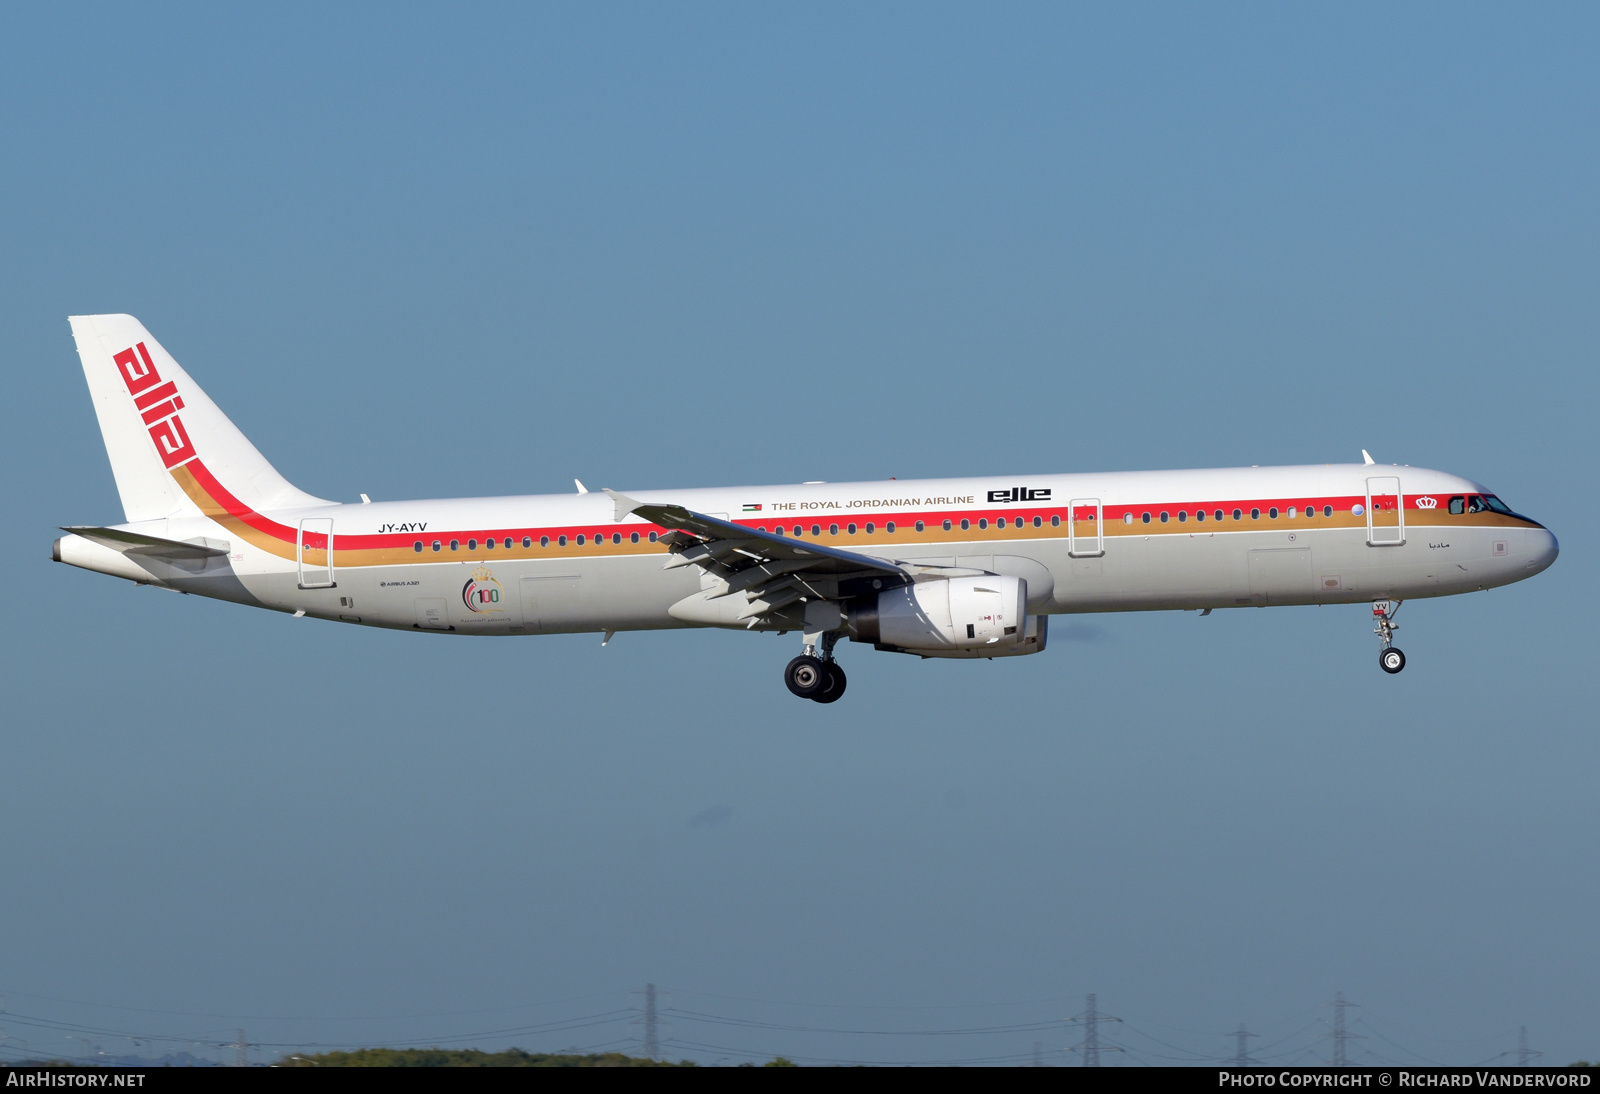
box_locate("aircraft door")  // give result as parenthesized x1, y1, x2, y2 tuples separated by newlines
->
(1249, 548, 1313, 604)
(297, 517, 336, 588)
(1067, 498, 1104, 558)
(1365, 477, 1405, 546)
(415, 598, 449, 630)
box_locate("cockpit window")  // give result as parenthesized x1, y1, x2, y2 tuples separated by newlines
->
(1448, 496, 1465, 515)
(1466, 494, 1515, 515)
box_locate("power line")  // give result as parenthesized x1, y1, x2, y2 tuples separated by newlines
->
(632, 985, 664, 1061)
(663, 1007, 1060, 1037)
(1067, 993, 1123, 1067)
(643, 985, 658, 1060)
(668, 988, 1067, 1012)
(0, 985, 631, 1024)
(1518, 1027, 1541, 1068)
(1229, 1023, 1258, 1066)
(1327, 993, 1362, 1067)
(0, 985, 1558, 1067)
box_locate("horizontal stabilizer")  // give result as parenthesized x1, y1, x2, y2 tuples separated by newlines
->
(62, 526, 230, 560)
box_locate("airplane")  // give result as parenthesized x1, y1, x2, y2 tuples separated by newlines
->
(54, 314, 1558, 703)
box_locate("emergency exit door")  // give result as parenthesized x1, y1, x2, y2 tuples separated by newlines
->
(298, 517, 336, 588)
(1067, 498, 1104, 557)
(1365, 477, 1405, 546)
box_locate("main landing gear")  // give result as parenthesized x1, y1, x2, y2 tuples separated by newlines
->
(785, 631, 847, 703)
(1373, 600, 1406, 674)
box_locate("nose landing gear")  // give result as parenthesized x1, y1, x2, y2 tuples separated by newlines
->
(1374, 600, 1406, 674)
(784, 631, 848, 703)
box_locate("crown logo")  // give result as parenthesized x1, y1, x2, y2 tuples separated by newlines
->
(1415, 496, 1438, 509)
(472, 566, 496, 580)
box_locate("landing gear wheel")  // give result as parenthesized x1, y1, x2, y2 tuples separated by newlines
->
(785, 655, 828, 699)
(812, 662, 848, 704)
(1379, 647, 1406, 674)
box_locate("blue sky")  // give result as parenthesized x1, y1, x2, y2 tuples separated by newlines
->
(1, 3, 1595, 1065)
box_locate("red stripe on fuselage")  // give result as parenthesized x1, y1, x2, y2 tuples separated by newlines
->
(168, 465, 1524, 561)
(183, 458, 298, 543)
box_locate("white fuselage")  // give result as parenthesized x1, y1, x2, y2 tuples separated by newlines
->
(56, 463, 1559, 637)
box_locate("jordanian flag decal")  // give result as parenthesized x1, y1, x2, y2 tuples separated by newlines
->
(742, 503, 762, 512)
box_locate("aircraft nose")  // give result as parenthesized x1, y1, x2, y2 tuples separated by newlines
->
(1529, 527, 1559, 574)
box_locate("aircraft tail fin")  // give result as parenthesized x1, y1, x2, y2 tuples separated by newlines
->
(68, 314, 329, 523)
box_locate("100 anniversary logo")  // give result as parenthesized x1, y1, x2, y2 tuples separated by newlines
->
(461, 567, 505, 613)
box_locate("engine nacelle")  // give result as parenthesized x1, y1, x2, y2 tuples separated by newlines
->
(847, 575, 1030, 653)
(902, 612, 1048, 658)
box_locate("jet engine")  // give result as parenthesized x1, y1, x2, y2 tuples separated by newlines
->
(847, 575, 1047, 657)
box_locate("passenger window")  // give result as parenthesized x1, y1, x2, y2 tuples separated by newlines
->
(829, 524, 840, 535)
(631, 532, 639, 543)
(1141, 512, 1151, 524)
(539, 536, 548, 547)
(774, 526, 785, 536)
(1124, 513, 1134, 525)
(1323, 505, 1333, 517)
(413, 541, 423, 552)
(1232, 509, 1243, 521)
(978, 518, 987, 530)
(1215, 510, 1224, 521)
(1448, 496, 1465, 515)
(485, 538, 494, 549)
(961, 519, 971, 530)
(612, 533, 622, 544)
(558, 535, 567, 546)
(467, 539, 477, 550)
(847, 523, 857, 534)
(915, 521, 925, 532)
(865, 522, 875, 534)
(886, 522, 895, 533)
(1268, 507, 1278, 519)
(1051, 515, 1060, 527)
(943, 519, 953, 531)
(812, 525, 822, 536)
(1195, 510, 1205, 522)
(576, 534, 585, 545)
(450, 539, 460, 551)
(1177, 511, 1187, 522)
(1034, 515, 1043, 527)
(1159, 512, 1168, 523)
(649, 532, 659, 542)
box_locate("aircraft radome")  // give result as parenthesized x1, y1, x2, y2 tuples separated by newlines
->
(54, 315, 1559, 703)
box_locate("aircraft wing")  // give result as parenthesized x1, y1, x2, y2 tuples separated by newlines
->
(604, 489, 909, 625)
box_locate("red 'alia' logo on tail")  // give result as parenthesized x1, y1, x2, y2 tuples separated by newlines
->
(114, 343, 196, 469)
